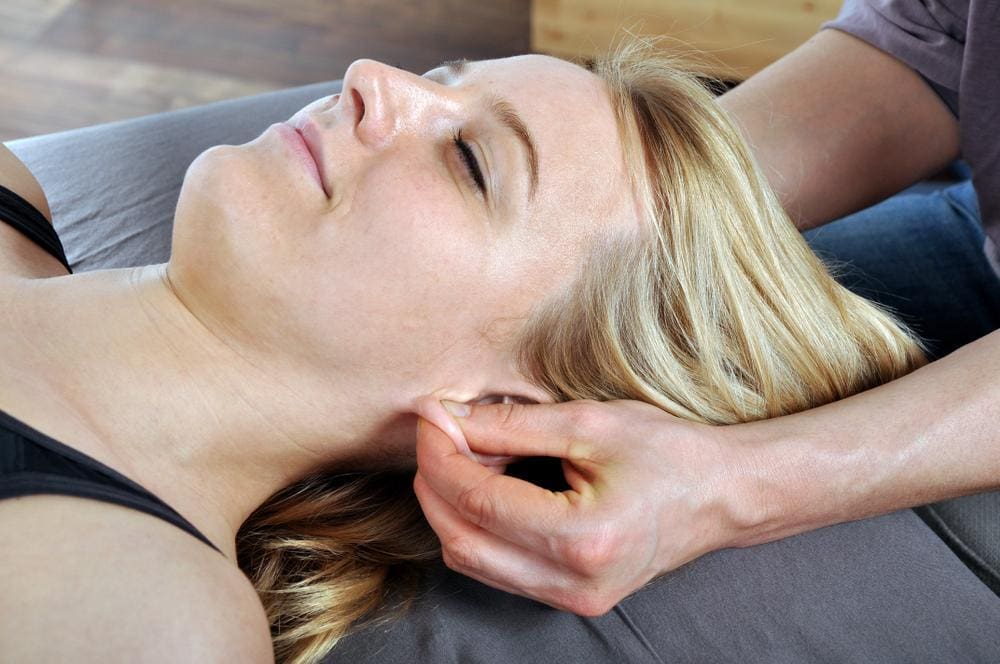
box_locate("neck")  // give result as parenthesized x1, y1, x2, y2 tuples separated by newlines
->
(2, 265, 416, 559)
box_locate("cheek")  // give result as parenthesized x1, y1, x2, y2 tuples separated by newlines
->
(171, 146, 328, 336)
(314, 165, 505, 363)
(486, 226, 581, 307)
(330, 162, 484, 286)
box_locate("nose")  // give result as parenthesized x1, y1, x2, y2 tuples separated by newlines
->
(342, 59, 458, 149)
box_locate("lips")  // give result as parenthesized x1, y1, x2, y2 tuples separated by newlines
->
(293, 123, 331, 199)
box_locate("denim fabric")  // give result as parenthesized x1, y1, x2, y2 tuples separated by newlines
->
(804, 179, 1000, 361)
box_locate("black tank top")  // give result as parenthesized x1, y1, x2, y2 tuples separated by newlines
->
(0, 184, 218, 553)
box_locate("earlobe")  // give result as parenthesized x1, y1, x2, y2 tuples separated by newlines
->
(413, 394, 473, 458)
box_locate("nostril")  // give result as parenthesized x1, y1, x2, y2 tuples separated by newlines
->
(351, 88, 365, 125)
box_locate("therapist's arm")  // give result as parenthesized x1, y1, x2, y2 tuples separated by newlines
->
(729, 330, 1000, 548)
(415, 331, 1000, 615)
(718, 29, 959, 230)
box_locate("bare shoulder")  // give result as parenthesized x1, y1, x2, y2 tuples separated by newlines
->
(0, 495, 274, 663)
(0, 142, 69, 279)
(0, 142, 52, 221)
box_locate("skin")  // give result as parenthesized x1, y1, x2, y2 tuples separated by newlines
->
(0, 53, 635, 656)
(171, 52, 635, 424)
(414, 29, 999, 616)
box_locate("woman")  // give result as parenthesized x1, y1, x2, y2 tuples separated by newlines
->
(0, 40, 925, 662)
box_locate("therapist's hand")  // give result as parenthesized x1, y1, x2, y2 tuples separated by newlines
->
(413, 399, 759, 615)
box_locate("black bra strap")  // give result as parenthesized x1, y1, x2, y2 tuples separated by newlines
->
(0, 184, 72, 273)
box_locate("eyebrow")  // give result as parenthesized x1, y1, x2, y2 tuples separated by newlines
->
(437, 59, 540, 204)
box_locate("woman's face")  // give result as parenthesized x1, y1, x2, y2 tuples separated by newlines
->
(170, 54, 634, 408)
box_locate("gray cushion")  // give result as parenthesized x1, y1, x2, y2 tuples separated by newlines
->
(334, 512, 1000, 663)
(919, 497, 1000, 592)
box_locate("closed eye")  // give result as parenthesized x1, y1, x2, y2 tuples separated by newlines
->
(452, 129, 487, 198)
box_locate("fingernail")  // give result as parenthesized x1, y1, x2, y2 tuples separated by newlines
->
(442, 400, 470, 418)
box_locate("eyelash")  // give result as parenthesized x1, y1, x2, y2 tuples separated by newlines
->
(451, 129, 487, 197)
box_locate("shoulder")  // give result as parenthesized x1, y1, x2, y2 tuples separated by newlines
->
(0, 495, 274, 662)
(0, 142, 69, 279)
(0, 142, 52, 222)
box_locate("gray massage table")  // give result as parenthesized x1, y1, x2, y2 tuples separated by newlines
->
(8, 81, 1000, 662)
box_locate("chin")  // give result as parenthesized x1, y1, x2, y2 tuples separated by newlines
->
(182, 144, 252, 204)
(171, 145, 270, 303)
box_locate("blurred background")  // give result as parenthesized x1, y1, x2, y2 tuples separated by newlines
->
(0, 0, 839, 143)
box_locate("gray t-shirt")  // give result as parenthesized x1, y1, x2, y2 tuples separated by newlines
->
(824, 0, 1000, 278)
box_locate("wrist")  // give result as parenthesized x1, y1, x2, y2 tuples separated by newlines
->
(712, 414, 827, 550)
(712, 424, 771, 550)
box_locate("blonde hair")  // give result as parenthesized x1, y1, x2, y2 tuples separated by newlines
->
(237, 472, 438, 663)
(518, 38, 926, 422)
(237, 38, 927, 663)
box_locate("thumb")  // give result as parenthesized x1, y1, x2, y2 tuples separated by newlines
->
(414, 396, 472, 458)
(443, 399, 581, 460)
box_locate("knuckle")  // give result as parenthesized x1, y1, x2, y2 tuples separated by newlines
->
(495, 402, 524, 430)
(563, 528, 620, 578)
(565, 400, 605, 439)
(455, 477, 500, 528)
(441, 535, 480, 573)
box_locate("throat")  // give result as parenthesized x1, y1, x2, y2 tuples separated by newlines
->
(0, 263, 411, 557)
(0, 265, 287, 555)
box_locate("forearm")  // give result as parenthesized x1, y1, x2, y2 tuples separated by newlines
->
(729, 329, 1000, 548)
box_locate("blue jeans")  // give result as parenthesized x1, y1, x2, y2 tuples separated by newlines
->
(803, 179, 1000, 360)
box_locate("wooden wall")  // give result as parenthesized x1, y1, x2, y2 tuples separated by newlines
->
(532, 0, 841, 80)
(0, 0, 529, 142)
(1, 0, 845, 142)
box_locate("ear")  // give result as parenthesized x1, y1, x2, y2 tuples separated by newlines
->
(469, 394, 539, 406)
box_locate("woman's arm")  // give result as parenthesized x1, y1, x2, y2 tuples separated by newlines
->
(718, 29, 959, 230)
(0, 496, 274, 662)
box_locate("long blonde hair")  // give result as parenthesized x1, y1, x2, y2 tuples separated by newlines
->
(517, 38, 926, 423)
(237, 39, 927, 663)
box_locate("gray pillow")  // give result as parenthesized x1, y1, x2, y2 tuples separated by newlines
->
(9, 83, 1000, 663)
(9, 80, 339, 272)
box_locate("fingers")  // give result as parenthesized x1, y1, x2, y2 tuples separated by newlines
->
(413, 471, 588, 612)
(446, 400, 595, 460)
(416, 418, 580, 556)
(413, 395, 472, 458)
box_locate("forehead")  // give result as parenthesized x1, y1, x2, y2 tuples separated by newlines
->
(427, 54, 632, 236)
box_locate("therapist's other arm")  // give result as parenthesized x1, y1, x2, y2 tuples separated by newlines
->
(413, 27, 979, 614)
(719, 29, 959, 230)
